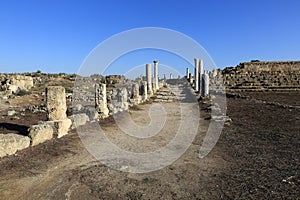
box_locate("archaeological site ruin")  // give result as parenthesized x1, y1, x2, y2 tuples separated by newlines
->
(0, 59, 299, 199)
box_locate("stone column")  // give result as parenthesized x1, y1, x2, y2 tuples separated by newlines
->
(153, 60, 159, 90)
(201, 72, 210, 97)
(152, 76, 157, 93)
(170, 73, 172, 79)
(186, 68, 190, 79)
(194, 58, 199, 92)
(46, 86, 71, 138)
(119, 87, 128, 111)
(46, 86, 67, 121)
(189, 73, 193, 85)
(95, 83, 109, 118)
(131, 83, 140, 105)
(146, 64, 152, 95)
(141, 81, 148, 100)
(198, 59, 204, 93)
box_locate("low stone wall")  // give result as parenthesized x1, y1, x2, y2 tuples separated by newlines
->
(0, 63, 162, 158)
(210, 61, 300, 90)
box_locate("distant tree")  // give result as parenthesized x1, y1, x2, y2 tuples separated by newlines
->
(36, 69, 42, 73)
(251, 60, 260, 62)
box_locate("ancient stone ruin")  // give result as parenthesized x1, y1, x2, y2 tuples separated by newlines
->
(0, 74, 33, 98)
(211, 61, 300, 91)
(1, 59, 300, 158)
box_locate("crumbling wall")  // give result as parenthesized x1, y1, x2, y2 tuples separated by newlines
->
(211, 61, 300, 90)
(0, 74, 33, 94)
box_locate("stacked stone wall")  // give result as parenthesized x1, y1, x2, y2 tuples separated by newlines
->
(211, 61, 300, 90)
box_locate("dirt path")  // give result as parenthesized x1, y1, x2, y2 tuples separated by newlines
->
(0, 81, 226, 199)
(1, 83, 298, 199)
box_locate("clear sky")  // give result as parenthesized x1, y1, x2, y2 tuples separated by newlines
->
(0, 0, 300, 75)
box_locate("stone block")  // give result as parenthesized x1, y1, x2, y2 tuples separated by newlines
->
(0, 133, 30, 157)
(44, 119, 72, 138)
(70, 113, 89, 128)
(29, 123, 53, 146)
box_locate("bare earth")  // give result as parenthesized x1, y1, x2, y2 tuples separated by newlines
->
(0, 86, 299, 199)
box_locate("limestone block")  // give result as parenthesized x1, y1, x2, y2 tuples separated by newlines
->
(0, 133, 30, 157)
(70, 113, 89, 128)
(29, 123, 53, 146)
(46, 86, 67, 121)
(44, 119, 72, 138)
(56, 119, 72, 138)
(8, 84, 19, 94)
(10, 75, 33, 90)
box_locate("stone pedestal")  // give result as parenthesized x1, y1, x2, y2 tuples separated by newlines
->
(46, 86, 67, 121)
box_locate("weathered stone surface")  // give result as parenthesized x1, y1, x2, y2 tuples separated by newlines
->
(46, 86, 67, 121)
(0, 133, 30, 157)
(95, 83, 109, 118)
(29, 123, 53, 146)
(115, 87, 128, 111)
(7, 110, 16, 116)
(56, 119, 72, 138)
(7, 84, 19, 94)
(131, 83, 141, 105)
(146, 64, 153, 95)
(70, 113, 89, 128)
(45, 119, 72, 138)
(141, 81, 148, 101)
(211, 61, 300, 90)
(10, 75, 34, 90)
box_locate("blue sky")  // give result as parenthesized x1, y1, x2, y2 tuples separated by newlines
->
(0, 0, 300, 75)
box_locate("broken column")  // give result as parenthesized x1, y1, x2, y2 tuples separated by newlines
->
(131, 83, 141, 105)
(163, 74, 167, 87)
(146, 64, 153, 95)
(198, 59, 204, 93)
(46, 86, 71, 138)
(194, 58, 199, 92)
(95, 83, 109, 118)
(189, 73, 193, 85)
(170, 73, 172, 79)
(118, 87, 128, 111)
(153, 60, 159, 90)
(152, 76, 157, 93)
(201, 72, 210, 97)
(141, 81, 148, 101)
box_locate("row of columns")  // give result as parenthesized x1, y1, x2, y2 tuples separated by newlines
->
(186, 58, 210, 97)
(146, 60, 159, 95)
